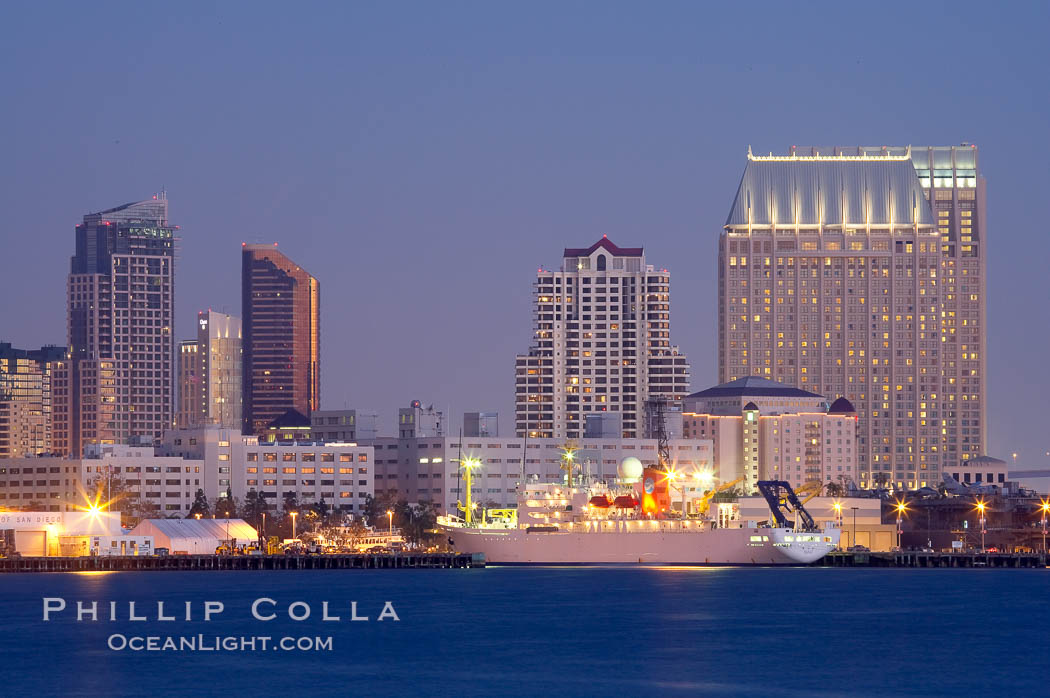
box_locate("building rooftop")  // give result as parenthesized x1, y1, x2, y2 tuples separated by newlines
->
(84, 195, 169, 226)
(688, 377, 823, 399)
(563, 236, 643, 258)
(725, 148, 933, 227)
(131, 518, 258, 541)
(965, 455, 1006, 465)
(267, 408, 311, 430)
(791, 145, 979, 172)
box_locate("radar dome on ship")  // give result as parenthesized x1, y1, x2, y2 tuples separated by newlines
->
(618, 457, 643, 481)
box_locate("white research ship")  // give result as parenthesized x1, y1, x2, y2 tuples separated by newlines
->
(439, 468, 840, 565)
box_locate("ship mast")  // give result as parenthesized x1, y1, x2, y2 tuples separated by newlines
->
(647, 396, 671, 471)
(559, 440, 578, 488)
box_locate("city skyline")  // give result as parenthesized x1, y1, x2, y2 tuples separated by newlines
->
(1, 4, 1049, 466)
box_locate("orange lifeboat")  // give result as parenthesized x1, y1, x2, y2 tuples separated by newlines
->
(588, 495, 613, 508)
(612, 495, 639, 509)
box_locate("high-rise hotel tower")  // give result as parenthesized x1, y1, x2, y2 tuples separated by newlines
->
(241, 244, 319, 435)
(719, 149, 942, 489)
(788, 145, 988, 469)
(515, 237, 690, 439)
(55, 195, 176, 456)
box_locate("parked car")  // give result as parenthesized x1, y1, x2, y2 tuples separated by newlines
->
(155, 548, 169, 557)
(849, 545, 870, 552)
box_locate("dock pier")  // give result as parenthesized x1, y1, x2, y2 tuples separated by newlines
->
(0, 552, 485, 573)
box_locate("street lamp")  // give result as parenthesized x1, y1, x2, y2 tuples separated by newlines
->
(386, 509, 394, 537)
(894, 500, 908, 550)
(290, 511, 298, 540)
(1040, 500, 1050, 554)
(975, 500, 986, 552)
(850, 506, 859, 550)
(831, 501, 843, 549)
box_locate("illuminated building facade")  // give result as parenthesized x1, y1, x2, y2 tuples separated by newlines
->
(162, 427, 373, 512)
(515, 237, 691, 439)
(176, 340, 199, 428)
(241, 245, 320, 436)
(718, 150, 939, 489)
(0, 444, 201, 515)
(0, 343, 65, 457)
(791, 145, 988, 469)
(177, 311, 243, 430)
(681, 377, 858, 492)
(196, 310, 242, 428)
(57, 195, 176, 456)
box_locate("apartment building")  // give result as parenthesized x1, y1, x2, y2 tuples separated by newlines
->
(515, 237, 691, 439)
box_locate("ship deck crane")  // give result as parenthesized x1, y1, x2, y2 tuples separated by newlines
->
(792, 480, 824, 505)
(696, 478, 744, 515)
(757, 481, 817, 531)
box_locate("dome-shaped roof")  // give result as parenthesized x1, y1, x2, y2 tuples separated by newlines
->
(828, 397, 856, 414)
(743, 401, 759, 411)
(688, 376, 822, 399)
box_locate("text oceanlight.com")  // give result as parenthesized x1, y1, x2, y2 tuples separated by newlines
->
(107, 634, 334, 652)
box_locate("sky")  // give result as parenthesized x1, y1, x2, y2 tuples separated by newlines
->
(1, 1, 1048, 467)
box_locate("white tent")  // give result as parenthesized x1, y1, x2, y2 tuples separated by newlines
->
(129, 518, 258, 555)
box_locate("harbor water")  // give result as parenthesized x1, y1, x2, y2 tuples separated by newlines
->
(3, 566, 1046, 696)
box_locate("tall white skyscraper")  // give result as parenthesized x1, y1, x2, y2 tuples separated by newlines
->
(197, 310, 242, 429)
(515, 237, 690, 439)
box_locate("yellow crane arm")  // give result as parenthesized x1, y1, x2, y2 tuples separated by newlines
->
(696, 478, 744, 515)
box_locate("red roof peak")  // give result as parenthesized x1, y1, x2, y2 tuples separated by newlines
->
(563, 237, 643, 258)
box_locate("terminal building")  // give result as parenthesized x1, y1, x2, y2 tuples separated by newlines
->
(0, 509, 132, 557)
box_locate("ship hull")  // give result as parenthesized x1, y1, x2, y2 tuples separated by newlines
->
(441, 525, 839, 565)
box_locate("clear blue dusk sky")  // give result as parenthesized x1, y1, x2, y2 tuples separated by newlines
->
(2, 2, 1048, 465)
